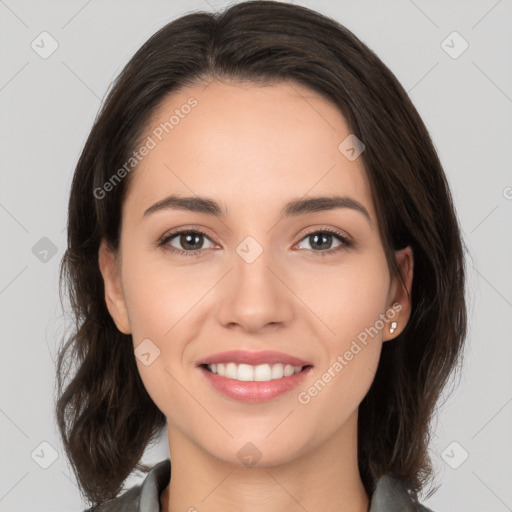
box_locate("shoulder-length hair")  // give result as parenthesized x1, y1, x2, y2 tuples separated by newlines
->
(56, 0, 467, 507)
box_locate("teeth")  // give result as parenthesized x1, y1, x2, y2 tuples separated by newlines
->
(206, 362, 303, 381)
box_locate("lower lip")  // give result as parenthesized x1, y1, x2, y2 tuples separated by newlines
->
(199, 365, 313, 403)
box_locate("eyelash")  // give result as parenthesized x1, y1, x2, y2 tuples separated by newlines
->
(157, 227, 352, 258)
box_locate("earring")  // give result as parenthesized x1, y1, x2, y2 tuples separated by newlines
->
(389, 321, 398, 334)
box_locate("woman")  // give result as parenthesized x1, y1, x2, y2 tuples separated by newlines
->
(55, 1, 467, 511)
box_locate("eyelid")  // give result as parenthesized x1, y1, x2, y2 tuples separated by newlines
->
(158, 225, 353, 256)
(157, 226, 218, 257)
(157, 225, 217, 245)
(296, 226, 352, 246)
(292, 226, 353, 255)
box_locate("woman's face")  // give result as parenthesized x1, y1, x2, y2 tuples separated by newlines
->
(100, 79, 412, 467)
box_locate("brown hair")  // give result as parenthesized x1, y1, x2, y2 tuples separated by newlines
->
(56, 0, 467, 507)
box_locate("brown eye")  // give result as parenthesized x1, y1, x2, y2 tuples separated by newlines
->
(160, 230, 215, 256)
(295, 229, 351, 255)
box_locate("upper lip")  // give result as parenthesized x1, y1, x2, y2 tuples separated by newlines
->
(196, 350, 313, 367)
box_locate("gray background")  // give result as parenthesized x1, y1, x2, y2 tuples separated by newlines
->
(1, 0, 511, 511)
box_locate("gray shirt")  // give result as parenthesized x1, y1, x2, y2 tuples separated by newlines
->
(86, 459, 434, 511)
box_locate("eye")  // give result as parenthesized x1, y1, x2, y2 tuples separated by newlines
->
(294, 228, 352, 256)
(159, 229, 215, 256)
(158, 227, 352, 257)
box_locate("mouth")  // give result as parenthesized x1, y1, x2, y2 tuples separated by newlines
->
(200, 362, 313, 382)
(196, 349, 314, 403)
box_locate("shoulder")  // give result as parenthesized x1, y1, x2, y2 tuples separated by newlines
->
(83, 484, 142, 511)
(370, 474, 435, 512)
(82, 459, 171, 512)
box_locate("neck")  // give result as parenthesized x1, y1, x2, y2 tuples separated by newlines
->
(160, 411, 369, 512)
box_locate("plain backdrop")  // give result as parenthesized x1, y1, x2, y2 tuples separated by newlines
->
(1, 0, 511, 511)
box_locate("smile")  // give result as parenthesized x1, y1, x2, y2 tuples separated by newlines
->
(199, 363, 313, 403)
(205, 362, 304, 381)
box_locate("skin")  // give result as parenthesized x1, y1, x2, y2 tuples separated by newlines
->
(99, 79, 413, 512)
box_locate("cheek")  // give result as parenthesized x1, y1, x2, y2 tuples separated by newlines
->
(292, 252, 390, 411)
(120, 251, 198, 418)
(121, 248, 204, 341)
(292, 249, 391, 345)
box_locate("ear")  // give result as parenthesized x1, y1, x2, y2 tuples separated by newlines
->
(98, 238, 131, 335)
(382, 245, 413, 342)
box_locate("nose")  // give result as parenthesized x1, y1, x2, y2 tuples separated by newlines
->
(216, 248, 294, 334)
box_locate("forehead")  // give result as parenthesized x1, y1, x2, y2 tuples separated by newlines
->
(124, 79, 375, 222)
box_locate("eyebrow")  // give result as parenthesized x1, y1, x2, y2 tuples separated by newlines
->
(143, 194, 372, 226)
